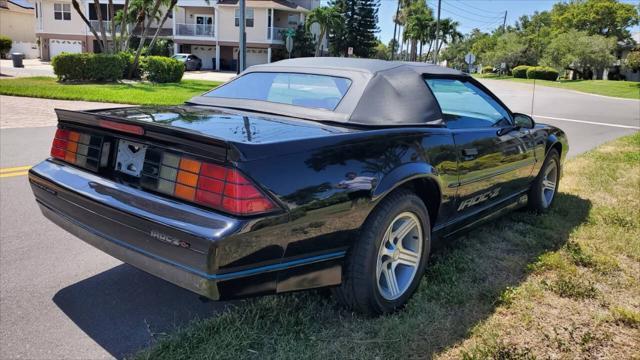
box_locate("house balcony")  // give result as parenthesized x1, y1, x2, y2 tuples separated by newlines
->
(267, 27, 290, 42)
(175, 23, 215, 38)
(89, 20, 121, 34)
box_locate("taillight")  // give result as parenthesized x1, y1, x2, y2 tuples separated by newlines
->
(50, 128, 106, 171)
(140, 149, 278, 216)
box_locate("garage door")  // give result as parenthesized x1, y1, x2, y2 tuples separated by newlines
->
(191, 45, 216, 70)
(246, 48, 268, 68)
(49, 39, 82, 59)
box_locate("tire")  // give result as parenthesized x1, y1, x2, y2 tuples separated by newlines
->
(528, 149, 560, 213)
(196, 63, 202, 71)
(333, 189, 430, 315)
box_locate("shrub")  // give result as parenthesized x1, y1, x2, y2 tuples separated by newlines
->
(52, 53, 126, 82)
(482, 65, 494, 74)
(625, 50, 640, 72)
(0, 35, 12, 58)
(140, 56, 184, 83)
(117, 52, 141, 79)
(526, 66, 559, 81)
(512, 65, 530, 78)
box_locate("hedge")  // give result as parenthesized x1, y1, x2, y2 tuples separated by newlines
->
(52, 53, 127, 82)
(0, 36, 12, 58)
(482, 66, 494, 74)
(512, 65, 530, 78)
(526, 66, 559, 81)
(140, 56, 184, 83)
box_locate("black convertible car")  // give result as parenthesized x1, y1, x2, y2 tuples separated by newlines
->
(29, 58, 567, 314)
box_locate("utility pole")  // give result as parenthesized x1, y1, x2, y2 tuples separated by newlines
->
(238, 0, 246, 73)
(502, 10, 507, 31)
(391, 0, 400, 60)
(433, 0, 441, 64)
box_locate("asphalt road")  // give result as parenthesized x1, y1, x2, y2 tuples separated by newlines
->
(0, 81, 638, 359)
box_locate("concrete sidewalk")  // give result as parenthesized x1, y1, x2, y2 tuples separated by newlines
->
(0, 95, 129, 129)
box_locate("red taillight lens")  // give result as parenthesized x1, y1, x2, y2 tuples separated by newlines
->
(140, 151, 278, 216)
(50, 128, 104, 171)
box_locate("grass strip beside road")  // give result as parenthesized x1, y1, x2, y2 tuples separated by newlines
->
(0, 77, 222, 105)
(473, 74, 640, 99)
(135, 133, 640, 359)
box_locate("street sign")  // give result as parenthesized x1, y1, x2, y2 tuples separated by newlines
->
(348, 47, 353, 56)
(464, 52, 476, 65)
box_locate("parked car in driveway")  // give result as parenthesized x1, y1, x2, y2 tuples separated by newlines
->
(172, 53, 202, 71)
(29, 58, 567, 315)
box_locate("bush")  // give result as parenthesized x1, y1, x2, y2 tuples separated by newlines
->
(512, 65, 530, 78)
(625, 51, 640, 72)
(52, 53, 126, 82)
(526, 66, 559, 81)
(482, 66, 494, 74)
(140, 56, 184, 83)
(0, 35, 12, 58)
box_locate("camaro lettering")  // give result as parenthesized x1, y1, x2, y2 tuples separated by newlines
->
(457, 188, 501, 211)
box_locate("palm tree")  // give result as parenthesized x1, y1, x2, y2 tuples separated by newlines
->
(306, 6, 342, 57)
(435, 18, 462, 55)
(403, 1, 433, 61)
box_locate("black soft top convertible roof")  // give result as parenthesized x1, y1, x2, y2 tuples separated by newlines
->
(189, 57, 469, 126)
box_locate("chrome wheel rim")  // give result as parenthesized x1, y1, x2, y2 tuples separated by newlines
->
(541, 160, 558, 208)
(376, 212, 423, 301)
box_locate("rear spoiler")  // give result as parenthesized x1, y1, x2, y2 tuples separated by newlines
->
(55, 108, 230, 162)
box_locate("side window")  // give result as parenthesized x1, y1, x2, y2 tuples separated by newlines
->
(425, 78, 511, 129)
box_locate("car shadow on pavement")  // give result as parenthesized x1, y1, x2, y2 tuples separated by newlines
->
(53, 264, 232, 359)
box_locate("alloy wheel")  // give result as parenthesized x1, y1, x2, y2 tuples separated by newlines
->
(541, 160, 558, 208)
(376, 212, 423, 300)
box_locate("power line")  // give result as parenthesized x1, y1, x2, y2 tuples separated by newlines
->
(448, 0, 504, 15)
(442, 0, 504, 20)
(440, 7, 504, 24)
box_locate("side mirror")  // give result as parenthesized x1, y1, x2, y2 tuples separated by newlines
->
(513, 113, 535, 129)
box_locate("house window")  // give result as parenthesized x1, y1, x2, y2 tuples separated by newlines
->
(54, 3, 71, 20)
(287, 13, 299, 26)
(234, 8, 254, 27)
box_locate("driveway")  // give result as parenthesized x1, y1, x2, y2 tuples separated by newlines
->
(0, 82, 638, 359)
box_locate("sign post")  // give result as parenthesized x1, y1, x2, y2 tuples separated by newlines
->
(285, 28, 294, 58)
(347, 47, 353, 57)
(464, 52, 476, 73)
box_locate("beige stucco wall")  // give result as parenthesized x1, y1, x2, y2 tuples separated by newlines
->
(38, 0, 87, 35)
(0, 3, 36, 42)
(217, 6, 268, 43)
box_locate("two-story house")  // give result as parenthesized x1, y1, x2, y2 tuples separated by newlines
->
(33, 0, 172, 60)
(1, 0, 38, 58)
(32, 0, 318, 69)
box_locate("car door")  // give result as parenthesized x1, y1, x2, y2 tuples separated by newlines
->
(424, 77, 536, 219)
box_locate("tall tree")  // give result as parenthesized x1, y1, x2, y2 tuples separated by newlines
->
(306, 6, 342, 57)
(329, 0, 379, 57)
(551, 0, 639, 43)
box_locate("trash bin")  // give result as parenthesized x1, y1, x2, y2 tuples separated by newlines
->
(11, 53, 24, 68)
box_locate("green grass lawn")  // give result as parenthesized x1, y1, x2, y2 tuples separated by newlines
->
(134, 133, 640, 360)
(474, 73, 640, 100)
(0, 77, 222, 105)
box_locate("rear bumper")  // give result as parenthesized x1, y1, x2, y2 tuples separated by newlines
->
(37, 199, 221, 298)
(29, 160, 345, 299)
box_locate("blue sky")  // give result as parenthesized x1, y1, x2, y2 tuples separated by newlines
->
(322, 0, 640, 44)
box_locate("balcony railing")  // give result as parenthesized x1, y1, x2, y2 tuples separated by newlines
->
(176, 23, 215, 37)
(89, 20, 120, 34)
(267, 27, 290, 41)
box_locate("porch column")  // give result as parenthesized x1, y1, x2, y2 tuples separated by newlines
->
(174, 42, 179, 54)
(270, 8, 274, 40)
(267, 47, 272, 63)
(172, 6, 177, 36)
(215, 46, 220, 71)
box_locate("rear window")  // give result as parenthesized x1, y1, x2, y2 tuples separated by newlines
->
(204, 72, 352, 111)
